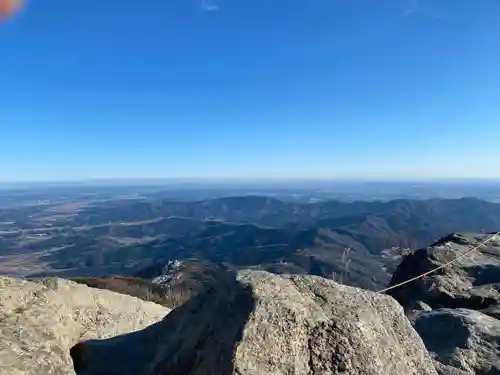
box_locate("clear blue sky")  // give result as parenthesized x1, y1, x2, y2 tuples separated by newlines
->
(1, 0, 500, 181)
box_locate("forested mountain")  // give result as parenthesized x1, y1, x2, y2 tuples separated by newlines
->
(12, 196, 498, 291)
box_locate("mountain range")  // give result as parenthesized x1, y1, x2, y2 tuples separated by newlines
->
(5, 196, 494, 293)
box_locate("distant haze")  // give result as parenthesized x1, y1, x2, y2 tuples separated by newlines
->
(1, 179, 500, 204)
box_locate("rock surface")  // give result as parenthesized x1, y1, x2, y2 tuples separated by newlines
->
(412, 308, 500, 375)
(141, 270, 436, 375)
(388, 232, 500, 311)
(0, 277, 169, 375)
(1, 271, 438, 375)
(387, 232, 500, 375)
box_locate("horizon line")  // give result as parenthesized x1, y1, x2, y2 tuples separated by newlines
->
(1, 177, 500, 187)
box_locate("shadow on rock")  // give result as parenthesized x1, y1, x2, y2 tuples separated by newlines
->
(71, 269, 256, 375)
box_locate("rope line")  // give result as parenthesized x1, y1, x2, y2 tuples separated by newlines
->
(378, 231, 500, 294)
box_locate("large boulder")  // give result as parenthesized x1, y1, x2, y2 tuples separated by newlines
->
(140, 270, 436, 375)
(412, 308, 500, 375)
(388, 232, 500, 312)
(1, 271, 437, 375)
(387, 232, 500, 375)
(0, 277, 169, 375)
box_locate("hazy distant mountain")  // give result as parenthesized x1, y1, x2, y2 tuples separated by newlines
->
(3, 196, 500, 291)
(46, 221, 387, 290)
(30, 197, 500, 290)
(61, 196, 500, 230)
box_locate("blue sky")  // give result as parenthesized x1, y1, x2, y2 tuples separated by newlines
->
(1, 0, 499, 181)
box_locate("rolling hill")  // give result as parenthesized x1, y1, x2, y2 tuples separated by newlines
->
(2, 196, 500, 292)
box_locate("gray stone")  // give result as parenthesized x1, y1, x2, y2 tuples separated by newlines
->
(412, 308, 500, 375)
(480, 305, 500, 320)
(1, 271, 438, 375)
(387, 232, 500, 375)
(388, 233, 500, 311)
(0, 277, 169, 375)
(143, 270, 436, 375)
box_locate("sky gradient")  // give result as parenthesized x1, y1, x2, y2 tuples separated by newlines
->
(1, 0, 500, 181)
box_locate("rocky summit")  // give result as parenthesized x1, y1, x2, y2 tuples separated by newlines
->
(0, 277, 169, 375)
(145, 270, 437, 375)
(388, 232, 500, 375)
(1, 270, 437, 375)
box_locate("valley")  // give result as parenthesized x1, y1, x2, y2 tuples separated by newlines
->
(2, 185, 500, 293)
